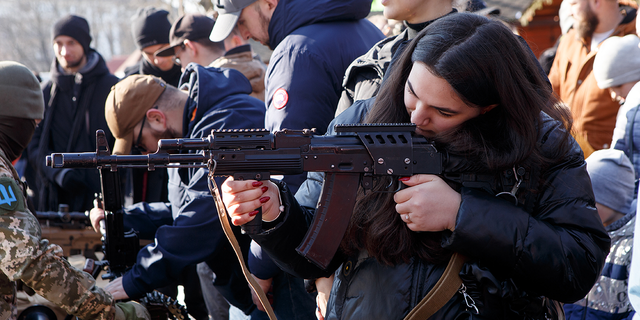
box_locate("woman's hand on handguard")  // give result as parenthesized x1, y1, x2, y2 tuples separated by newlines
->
(394, 174, 460, 232)
(221, 177, 282, 226)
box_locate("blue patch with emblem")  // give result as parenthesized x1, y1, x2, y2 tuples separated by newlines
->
(0, 177, 23, 213)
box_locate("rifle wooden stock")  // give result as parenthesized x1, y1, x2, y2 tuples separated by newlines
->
(46, 125, 445, 270)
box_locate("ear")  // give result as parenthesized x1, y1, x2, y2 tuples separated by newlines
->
(263, 0, 279, 12)
(146, 108, 167, 131)
(184, 39, 198, 56)
(591, 0, 603, 10)
(230, 34, 245, 48)
(480, 104, 498, 114)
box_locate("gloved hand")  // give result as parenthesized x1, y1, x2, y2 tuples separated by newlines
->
(114, 301, 150, 320)
(58, 169, 85, 192)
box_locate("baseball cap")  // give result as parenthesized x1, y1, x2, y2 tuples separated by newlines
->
(105, 75, 167, 155)
(209, 0, 257, 42)
(156, 14, 215, 57)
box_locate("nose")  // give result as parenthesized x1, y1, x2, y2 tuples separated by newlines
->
(60, 45, 68, 56)
(237, 24, 252, 41)
(410, 105, 431, 126)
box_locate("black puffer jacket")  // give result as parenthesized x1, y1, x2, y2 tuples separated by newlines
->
(253, 99, 610, 319)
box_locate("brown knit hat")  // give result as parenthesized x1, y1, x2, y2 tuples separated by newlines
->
(105, 75, 166, 155)
(0, 61, 44, 120)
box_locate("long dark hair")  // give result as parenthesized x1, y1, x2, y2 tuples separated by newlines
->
(341, 13, 572, 266)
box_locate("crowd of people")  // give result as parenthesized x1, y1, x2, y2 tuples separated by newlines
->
(2, 0, 640, 319)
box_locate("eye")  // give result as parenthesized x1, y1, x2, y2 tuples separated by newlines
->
(436, 109, 454, 118)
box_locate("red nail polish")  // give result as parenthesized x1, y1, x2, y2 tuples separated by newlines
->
(398, 177, 410, 181)
(261, 186, 268, 192)
(259, 196, 270, 203)
(248, 210, 259, 217)
(252, 181, 264, 187)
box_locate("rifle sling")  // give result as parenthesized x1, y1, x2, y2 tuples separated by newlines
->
(403, 252, 468, 320)
(207, 171, 278, 320)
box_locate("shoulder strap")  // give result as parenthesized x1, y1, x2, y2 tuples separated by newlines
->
(403, 252, 468, 320)
(207, 170, 278, 320)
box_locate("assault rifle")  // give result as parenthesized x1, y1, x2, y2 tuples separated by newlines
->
(46, 125, 518, 270)
(35, 204, 102, 259)
(90, 131, 140, 280)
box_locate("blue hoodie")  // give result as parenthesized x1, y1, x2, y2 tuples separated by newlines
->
(120, 64, 265, 313)
(263, 0, 384, 191)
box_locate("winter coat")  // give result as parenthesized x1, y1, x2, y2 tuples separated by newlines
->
(26, 51, 118, 212)
(334, 17, 442, 117)
(564, 212, 636, 320)
(613, 83, 640, 181)
(262, 0, 384, 192)
(549, 9, 637, 157)
(210, 44, 266, 102)
(119, 64, 266, 314)
(252, 99, 610, 319)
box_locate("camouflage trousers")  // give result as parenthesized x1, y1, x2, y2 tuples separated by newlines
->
(0, 275, 17, 320)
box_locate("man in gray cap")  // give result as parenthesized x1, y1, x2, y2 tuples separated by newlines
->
(25, 14, 119, 214)
(0, 61, 149, 320)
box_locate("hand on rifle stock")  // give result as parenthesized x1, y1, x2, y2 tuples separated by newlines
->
(221, 177, 282, 226)
(105, 277, 130, 300)
(89, 207, 106, 233)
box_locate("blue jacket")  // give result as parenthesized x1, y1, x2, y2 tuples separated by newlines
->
(120, 64, 266, 313)
(564, 212, 636, 320)
(263, 0, 384, 192)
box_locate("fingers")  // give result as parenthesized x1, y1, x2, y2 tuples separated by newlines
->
(394, 174, 439, 204)
(221, 177, 279, 226)
(398, 174, 439, 187)
(89, 208, 105, 232)
(104, 277, 130, 300)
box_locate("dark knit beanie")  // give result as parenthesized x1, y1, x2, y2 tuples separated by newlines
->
(131, 7, 171, 49)
(53, 15, 92, 55)
(0, 61, 44, 120)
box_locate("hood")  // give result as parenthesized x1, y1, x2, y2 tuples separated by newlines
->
(179, 63, 254, 134)
(49, 50, 111, 92)
(268, 0, 372, 49)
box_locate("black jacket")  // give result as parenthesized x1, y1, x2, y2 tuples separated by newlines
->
(26, 50, 118, 212)
(253, 100, 610, 319)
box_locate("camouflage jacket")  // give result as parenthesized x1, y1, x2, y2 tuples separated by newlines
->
(0, 149, 115, 320)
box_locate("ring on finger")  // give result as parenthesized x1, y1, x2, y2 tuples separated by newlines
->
(404, 214, 411, 223)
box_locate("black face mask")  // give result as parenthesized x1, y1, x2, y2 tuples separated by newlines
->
(0, 116, 36, 162)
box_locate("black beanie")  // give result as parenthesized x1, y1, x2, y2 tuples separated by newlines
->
(131, 7, 171, 49)
(53, 15, 92, 55)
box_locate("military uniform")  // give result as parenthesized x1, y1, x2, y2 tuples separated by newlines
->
(0, 149, 115, 320)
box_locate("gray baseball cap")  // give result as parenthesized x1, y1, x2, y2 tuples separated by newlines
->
(209, 0, 257, 42)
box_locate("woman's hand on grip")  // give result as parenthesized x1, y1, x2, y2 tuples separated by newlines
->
(394, 174, 460, 232)
(221, 177, 281, 226)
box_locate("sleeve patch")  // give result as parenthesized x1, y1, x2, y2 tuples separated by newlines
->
(272, 88, 289, 110)
(0, 177, 24, 214)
